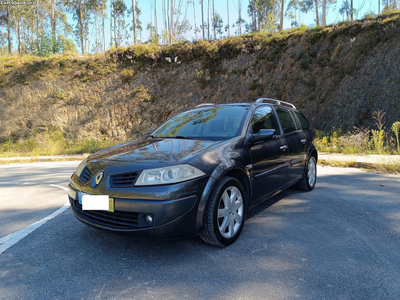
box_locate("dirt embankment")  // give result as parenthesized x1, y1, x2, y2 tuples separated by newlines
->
(1, 13, 399, 142)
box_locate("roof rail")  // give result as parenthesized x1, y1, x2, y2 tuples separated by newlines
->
(255, 98, 296, 109)
(195, 103, 215, 108)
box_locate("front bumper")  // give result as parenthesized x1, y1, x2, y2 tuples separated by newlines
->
(68, 176, 210, 239)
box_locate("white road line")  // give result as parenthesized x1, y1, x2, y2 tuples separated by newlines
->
(49, 184, 68, 192)
(0, 184, 70, 255)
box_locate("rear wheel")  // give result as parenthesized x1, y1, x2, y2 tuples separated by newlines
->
(296, 156, 317, 191)
(200, 177, 246, 247)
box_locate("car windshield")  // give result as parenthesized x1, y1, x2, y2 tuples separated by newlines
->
(151, 106, 249, 140)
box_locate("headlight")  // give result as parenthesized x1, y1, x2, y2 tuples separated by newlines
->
(135, 164, 206, 186)
(74, 158, 87, 177)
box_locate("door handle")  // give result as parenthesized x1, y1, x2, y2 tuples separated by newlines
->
(301, 139, 307, 144)
(280, 145, 288, 151)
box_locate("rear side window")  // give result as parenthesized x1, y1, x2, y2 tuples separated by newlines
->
(295, 111, 311, 130)
(290, 111, 302, 130)
(275, 108, 297, 134)
(250, 106, 279, 134)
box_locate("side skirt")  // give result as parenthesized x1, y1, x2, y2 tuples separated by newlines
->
(249, 175, 302, 210)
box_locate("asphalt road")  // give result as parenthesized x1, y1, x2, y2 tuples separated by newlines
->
(0, 162, 400, 300)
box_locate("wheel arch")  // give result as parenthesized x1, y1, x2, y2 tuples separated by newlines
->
(308, 144, 318, 163)
(195, 162, 252, 232)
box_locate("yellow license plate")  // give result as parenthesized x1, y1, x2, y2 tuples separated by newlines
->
(109, 198, 114, 212)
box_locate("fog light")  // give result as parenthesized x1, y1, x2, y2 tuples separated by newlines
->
(145, 215, 153, 224)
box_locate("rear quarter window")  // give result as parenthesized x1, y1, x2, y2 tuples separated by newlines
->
(295, 111, 311, 130)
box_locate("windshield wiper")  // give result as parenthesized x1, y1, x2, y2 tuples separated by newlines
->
(169, 136, 196, 139)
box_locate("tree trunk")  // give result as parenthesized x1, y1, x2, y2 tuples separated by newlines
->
(212, 0, 216, 39)
(314, 0, 320, 26)
(17, 18, 21, 56)
(193, 1, 197, 39)
(162, 0, 167, 43)
(132, 0, 137, 44)
(207, 0, 210, 39)
(322, 0, 327, 26)
(170, 0, 174, 43)
(102, 9, 105, 52)
(7, 5, 11, 54)
(201, 0, 205, 40)
(227, 0, 230, 36)
(155, 0, 158, 43)
(0, 17, 3, 47)
(238, 0, 242, 35)
(78, 0, 84, 54)
(280, 0, 285, 30)
(351, 0, 353, 21)
(378, 0, 380, 14)
(113, 1, 117, 47)
(51, 0, 56, 41)
(110, 0, 113, 47)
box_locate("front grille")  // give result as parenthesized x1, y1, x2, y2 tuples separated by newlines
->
(79, 166, 92, 183)
(110, 172, 139, 188)
(73, 198, 139, 229)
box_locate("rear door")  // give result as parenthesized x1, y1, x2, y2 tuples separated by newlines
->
(274, 107, 307, 182)
(248, 106, 289, 202)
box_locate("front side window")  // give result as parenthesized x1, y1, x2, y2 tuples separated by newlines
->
(275, 108, 297, 134)
(152, 106, 249, 140)
(250, 106, 279, 134)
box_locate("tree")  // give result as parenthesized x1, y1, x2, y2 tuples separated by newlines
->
(280, 0, 285, 30)
(51, 0, 56, 41)
(212, 0, 215, 39)
(200, 0, 205, 39)
(247, 0, 278, 33)
(315, 0, 319, 26)
(114, 0, 129, 46)
(392, 121, 400, 153)
(176, 18, 192, 40)
(212, 12, 223, 38)
(189, 0, 198, 40)
(132, 0, 137, 44)
(236, 0, 243, 35)
(7, 4, 11, 53)
(226, 0, 230, 36)
(170, 0, 174, 43)
(63, 0, 87, 54)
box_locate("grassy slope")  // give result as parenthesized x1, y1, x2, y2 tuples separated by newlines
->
(0, 12, 400, 158)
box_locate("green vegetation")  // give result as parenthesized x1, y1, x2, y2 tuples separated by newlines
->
(120, 68, 135, 82)
(316, 111, 400, 155)
(1, 13, 399, 89)
(392, 122, 400, 153)
(0, 128, 118, 157)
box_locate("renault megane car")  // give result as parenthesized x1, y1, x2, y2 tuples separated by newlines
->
(68, 98, 318, 246)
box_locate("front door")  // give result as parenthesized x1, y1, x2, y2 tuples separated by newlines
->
(248, 106, 289, 203)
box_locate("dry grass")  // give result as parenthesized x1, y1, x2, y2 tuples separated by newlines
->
(319, 159, 400, 174)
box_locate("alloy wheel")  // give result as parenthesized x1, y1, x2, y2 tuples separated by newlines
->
(217, 186, 244, 239)
(308, 157, 317, 188)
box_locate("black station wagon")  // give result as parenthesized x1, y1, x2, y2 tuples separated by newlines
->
(68, 98, 318, 246)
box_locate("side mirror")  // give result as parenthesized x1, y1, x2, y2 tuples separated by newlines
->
(252, 129, 276, 142)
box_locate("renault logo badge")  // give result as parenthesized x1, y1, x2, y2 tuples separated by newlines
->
(94, 171, 104, 186)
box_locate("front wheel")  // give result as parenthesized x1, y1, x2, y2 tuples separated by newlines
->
(296, 156, 317, 191)
(200, 177, 246, 247)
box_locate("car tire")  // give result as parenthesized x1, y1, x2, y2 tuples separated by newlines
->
(296, 156, 317, 191)
(200, 177, 246, 247)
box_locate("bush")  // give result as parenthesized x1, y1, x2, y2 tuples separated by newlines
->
(120, 68, 135, 82)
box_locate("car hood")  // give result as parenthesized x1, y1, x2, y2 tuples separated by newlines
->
(87, 138, 222, 166)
